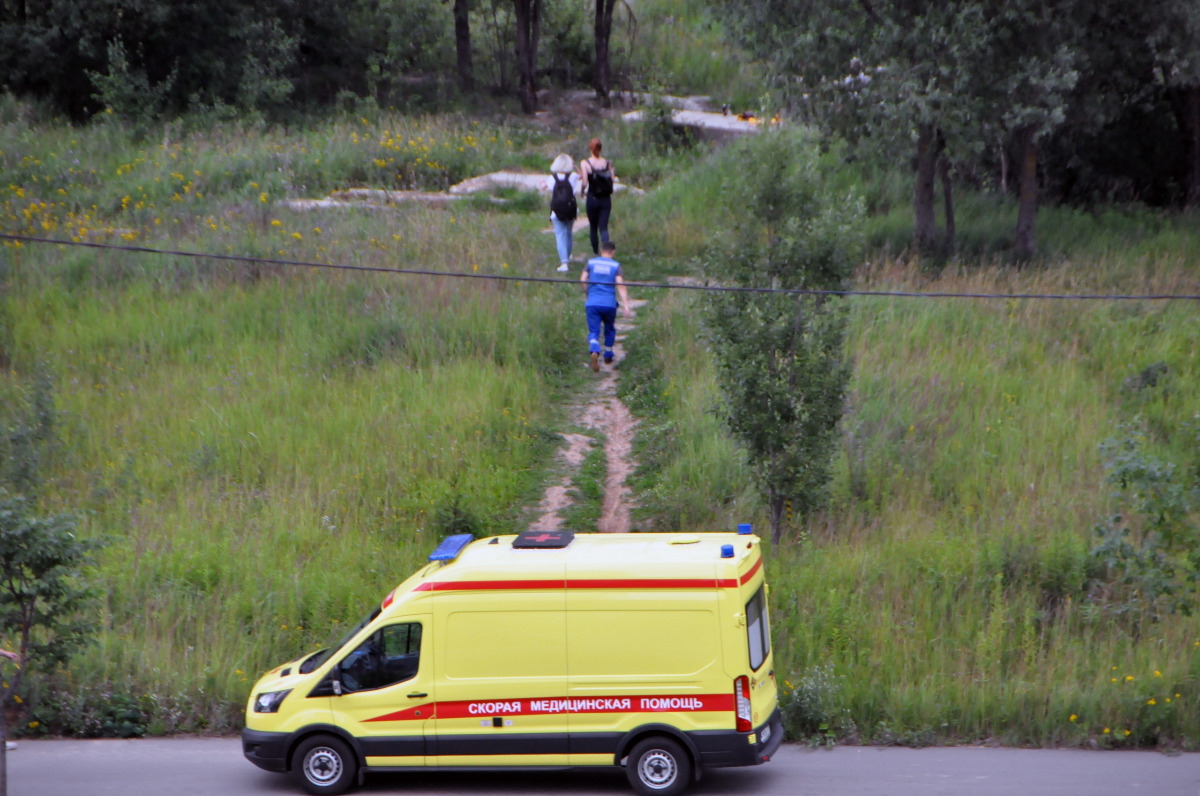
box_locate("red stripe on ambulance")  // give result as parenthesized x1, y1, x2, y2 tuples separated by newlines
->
(413, 578, 741, 592)
(739, 557, 763, 585)
(365, 693, 735, 723)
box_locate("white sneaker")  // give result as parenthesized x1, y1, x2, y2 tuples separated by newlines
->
(5, 741, 16, 750)
(556, 263, 569, 273)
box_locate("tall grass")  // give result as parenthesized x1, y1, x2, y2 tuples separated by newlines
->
(1, 108, 583, 733)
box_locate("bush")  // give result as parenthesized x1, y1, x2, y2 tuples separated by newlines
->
(779, 663, 855, 745)
(26, 686, 149, 739)
(1087, 426, 1200, 630)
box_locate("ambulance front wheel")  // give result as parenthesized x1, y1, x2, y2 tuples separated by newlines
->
(626, 736, 693, 796)
(291, 734, 357, 796)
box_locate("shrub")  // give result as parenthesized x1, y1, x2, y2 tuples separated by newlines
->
(779, 663, 855, 745)
(1087, 426, 1200, 631)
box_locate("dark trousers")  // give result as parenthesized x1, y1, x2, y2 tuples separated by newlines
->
(586, 195, 612, 255)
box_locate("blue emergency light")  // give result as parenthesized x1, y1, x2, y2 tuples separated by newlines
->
(737, 523, 753, 535)
(721, 544, 735, 558)
(429, 533, 475, 562)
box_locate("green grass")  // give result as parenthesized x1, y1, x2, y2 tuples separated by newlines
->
(3, 104, 1199, 749)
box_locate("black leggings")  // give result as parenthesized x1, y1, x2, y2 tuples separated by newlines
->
(586, 195, 612, 255)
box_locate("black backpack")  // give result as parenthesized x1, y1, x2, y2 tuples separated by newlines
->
(589, 161, 614, 197)
(550, 173, 577, 221)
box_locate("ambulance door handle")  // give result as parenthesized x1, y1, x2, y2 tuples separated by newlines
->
(408, 692, 428, 698)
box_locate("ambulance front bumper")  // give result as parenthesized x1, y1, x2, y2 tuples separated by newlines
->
(242, 728, 290, 773)
(692, 706, 784, 767)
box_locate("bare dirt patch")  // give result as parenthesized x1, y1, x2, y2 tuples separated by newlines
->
(526, 298, 646, 534)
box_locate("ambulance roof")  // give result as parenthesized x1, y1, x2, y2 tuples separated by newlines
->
(410, 532, 762, 593)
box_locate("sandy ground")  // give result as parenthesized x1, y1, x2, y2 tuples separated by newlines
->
(527, 298, 646, 534)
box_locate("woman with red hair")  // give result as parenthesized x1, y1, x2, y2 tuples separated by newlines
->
(579, 138, 616, 255)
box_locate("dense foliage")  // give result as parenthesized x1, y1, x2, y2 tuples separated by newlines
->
(716, 0, 1200, 254)
(699, 130, 862, 542)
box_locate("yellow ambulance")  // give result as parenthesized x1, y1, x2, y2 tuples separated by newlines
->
(242, 528, 781, 796)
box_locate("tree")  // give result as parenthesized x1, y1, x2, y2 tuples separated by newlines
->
(701, 131, 863, 544)
(0, 495, 101, 796)
(513, 0, 542, 113)
(977, 0, 1081, 257)
(593, 0, 616, 105)
(1144, 0, 1200, 206)
(452, 0, 474, 90)
(0, 367, 101, 796)
(715, 0, 988, 255)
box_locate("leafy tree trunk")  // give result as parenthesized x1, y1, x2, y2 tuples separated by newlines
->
(768, 491, 786, 545)
(1165, 83, 1200, 207)
(513, 0, 540, 113)
(453, 0, 474, 91)
(914, 122, 939, 251)
(1014, 125, 1039, 257)
(938, 129, 956, 254)
(594, 0, 616, 106)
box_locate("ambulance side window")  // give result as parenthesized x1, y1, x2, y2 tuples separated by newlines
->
(339, 622, 422, 693)
(746, 586, 770, 671)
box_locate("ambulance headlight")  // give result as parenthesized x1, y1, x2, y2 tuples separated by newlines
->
(254, 689, 292, 713)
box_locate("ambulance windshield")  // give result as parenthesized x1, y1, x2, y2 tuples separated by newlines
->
(304, 606, 382, 671)
(746, 585, 771, 671)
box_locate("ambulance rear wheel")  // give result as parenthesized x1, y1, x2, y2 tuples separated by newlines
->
(627, 736, 692, 796)
(291, 734, 357, 795)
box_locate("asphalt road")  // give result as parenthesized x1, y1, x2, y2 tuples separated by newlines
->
(7, 737, 1200, 796)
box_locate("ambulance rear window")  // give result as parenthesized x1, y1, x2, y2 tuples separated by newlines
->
(746, 585, 770, 671)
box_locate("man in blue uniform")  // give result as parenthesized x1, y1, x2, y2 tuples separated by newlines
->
(580, 240, 631, 372)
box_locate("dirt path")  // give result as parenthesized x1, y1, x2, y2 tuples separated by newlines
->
(527, 298, 646, 534)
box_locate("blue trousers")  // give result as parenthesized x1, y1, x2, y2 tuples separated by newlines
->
(552, 216, 574, 264)
(586, 305, 617, 355)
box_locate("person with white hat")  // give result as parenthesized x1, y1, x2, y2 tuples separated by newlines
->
(545, 153, 581, 272)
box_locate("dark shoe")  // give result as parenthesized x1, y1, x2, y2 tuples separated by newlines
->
(603, 354, 614, 364)
(590, 352, 599, 372)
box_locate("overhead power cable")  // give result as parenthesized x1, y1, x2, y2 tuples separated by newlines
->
(3, 232, 1198, 302)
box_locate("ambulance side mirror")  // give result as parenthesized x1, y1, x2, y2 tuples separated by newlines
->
(308, 676, 344, 698)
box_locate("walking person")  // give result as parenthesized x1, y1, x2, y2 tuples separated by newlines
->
(580, 240, 631, 372)
(579, 138, 616, 256)
(544, 154, 580, 273)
